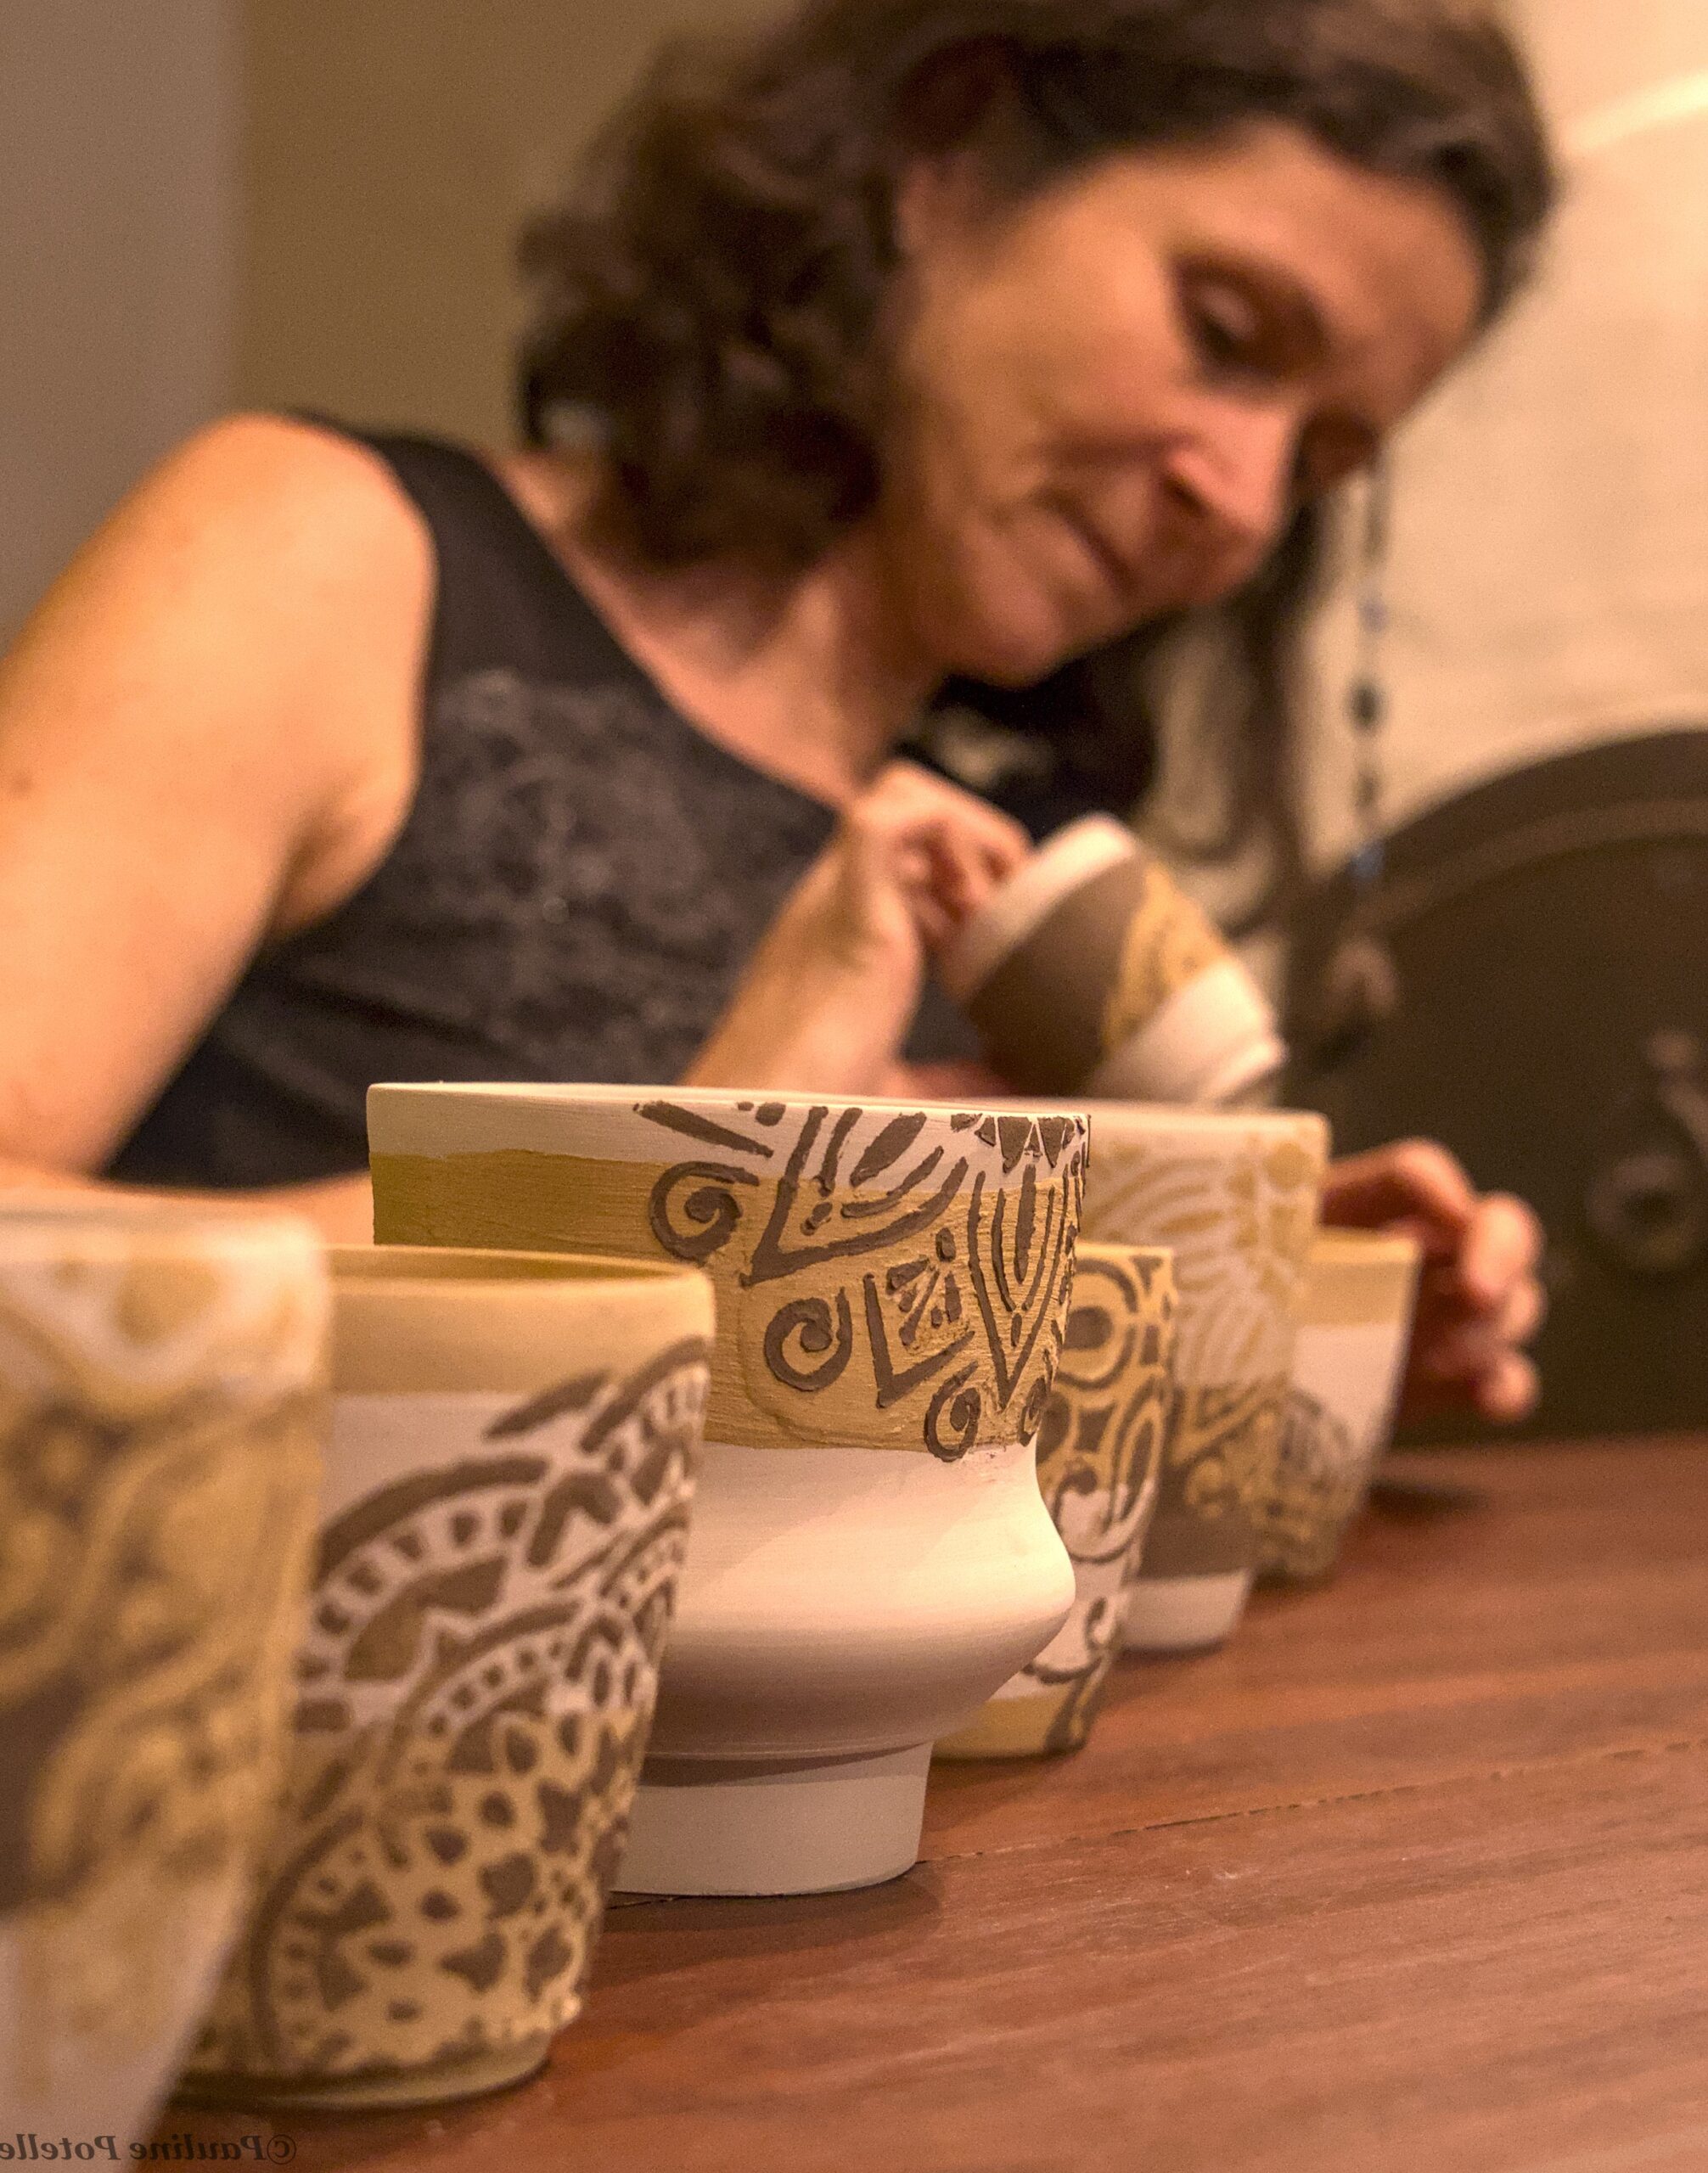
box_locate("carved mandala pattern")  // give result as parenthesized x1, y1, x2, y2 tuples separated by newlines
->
(1082, 1133, 1322, 1386)
(1017, 1249, 1176, 1751)
(638, 1101, 1087, 1460)
(1255, 1387, 1364, 1582)
(187, 1337, 709, 2089)
(1082, 1122, 1322, 1585)
(1098, 861, 1228, 1058)
(0, 1230, 326, 2087)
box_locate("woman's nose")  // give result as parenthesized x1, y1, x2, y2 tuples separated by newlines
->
(1163, 399, 1300, 558)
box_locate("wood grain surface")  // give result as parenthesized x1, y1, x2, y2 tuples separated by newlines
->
(170, 1437, 1708, 2173)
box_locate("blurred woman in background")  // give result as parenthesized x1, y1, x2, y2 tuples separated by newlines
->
(0, 0, 1553, 1420)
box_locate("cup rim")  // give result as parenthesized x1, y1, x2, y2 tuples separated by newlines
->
(0, 1193, 321, 1256)
(991, 1095, 1329, 1144)
(1073, 1238, 1176, 1272)
(936, 813, 1138, 1002)
(368, 1081, 1092, 1123)
(334, 1244, 705, 1295)
(1307, 1227, 1424, 1270)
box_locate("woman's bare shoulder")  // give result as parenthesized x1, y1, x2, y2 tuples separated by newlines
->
(0, 415, 447, 1168)
(100, 410, 433, 627)
(10, 410, 434, 716)
(1, 411, 437, 929)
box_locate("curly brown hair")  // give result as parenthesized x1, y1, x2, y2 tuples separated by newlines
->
(517, 0, 1556, 908)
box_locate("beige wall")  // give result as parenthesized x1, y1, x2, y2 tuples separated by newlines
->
(236, 0, 779, 441)
(1301, 0, 1708, 873)
(0, 1, 236, 643)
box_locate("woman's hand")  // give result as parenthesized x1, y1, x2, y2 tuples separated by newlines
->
(876, 1058, 1014, 1100)
(1319, 1140, 1546, 1426)
(685, 762, 1030, 1097)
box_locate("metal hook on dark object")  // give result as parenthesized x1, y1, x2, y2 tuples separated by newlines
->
(1281, 727, 1708, 1441)
(1293, 929, 1402, 1071)
(1585, 1030, 1708, 1279)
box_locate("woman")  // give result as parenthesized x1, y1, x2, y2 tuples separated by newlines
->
(0, 0, 1551, 1421)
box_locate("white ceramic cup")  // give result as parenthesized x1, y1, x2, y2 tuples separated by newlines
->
(935, 1242, 1177, 1759)
(1037, 1103, 1330, 1651)
(368, 1086, 1087, 1895)
(1257, 1229, 1421, 1582)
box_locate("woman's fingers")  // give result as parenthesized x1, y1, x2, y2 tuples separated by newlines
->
(922, 817, 1009, 923)
(874, 807, 1026, 935)
(1413, 1283, 1545, 1382)
(1403, 1348, 1539, 1424)
(1328, 1141, 1548, 1429)
(682, 764, 1030, 1103)
(1458, 1192, 1544, 1310)
(1320, 1139, 1478, 1250)
(1498, 1269, 1548, 1348)
(909, 889, 958, 951)
(1404, 1251, 1546, 1435)
(1414, 1248, 1545, 1345)
(836, 778, 1004, 957)
(867, 762, 1032, 878)
(1473, 1350, 1540, 1423)
(879, 1058, 1013, 1099)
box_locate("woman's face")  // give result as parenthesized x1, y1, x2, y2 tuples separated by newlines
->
(877, 121, 1484, 684)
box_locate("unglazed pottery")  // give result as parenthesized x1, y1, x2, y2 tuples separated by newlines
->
(1256, 1230, 1421, 1583)
(935, 1244, 1177, 1760)
(368, 1086, 1085, 1895)
(937, 815, 1286, 1105)
(1063, 1104, 1329, 1651)
(182, 1246, 712, 2109)
(0, 1202, 329, 2151)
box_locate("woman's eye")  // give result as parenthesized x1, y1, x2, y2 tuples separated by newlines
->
(1181, 280, 1271, 380)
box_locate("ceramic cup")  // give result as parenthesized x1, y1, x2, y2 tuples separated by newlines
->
(1062, 1104, 1329, 1652)
(0, 1201, 329, 2152)
(182, 1245, 713, 2110)
(367, 1086, 1087, 1896)
(1256, 1229, 1421, 1583)
(937, 815, 1286, 1105)
(935, 1243, 1177, 1760)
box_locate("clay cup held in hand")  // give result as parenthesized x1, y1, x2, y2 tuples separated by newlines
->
(938, 816, 1286, 1106)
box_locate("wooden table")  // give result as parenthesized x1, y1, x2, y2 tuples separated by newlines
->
(177, 1436, 1708, 2173)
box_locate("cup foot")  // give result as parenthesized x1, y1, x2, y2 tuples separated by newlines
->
(175, 2031, 553, 2112)
(1256, 1534, 1346, 1585)
(615, 1744, 931, 1895)
(933, 1684, 1087, 1760)
(1121, 1568, 1254, 1653)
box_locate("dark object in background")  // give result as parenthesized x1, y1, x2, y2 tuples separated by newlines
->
(1284, 728, 1708, 1442)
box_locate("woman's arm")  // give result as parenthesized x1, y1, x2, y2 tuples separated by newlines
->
(686, 762, 1031, 1096)
(0, 1155, 380, 1241)
(0, 415, 432, 1238)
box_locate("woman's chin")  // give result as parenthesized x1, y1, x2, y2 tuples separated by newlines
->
(943, 594, 1100, 690)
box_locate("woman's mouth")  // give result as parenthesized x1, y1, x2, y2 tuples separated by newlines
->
(1037, 494, 1150, 628)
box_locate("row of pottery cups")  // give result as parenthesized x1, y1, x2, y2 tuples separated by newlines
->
(0, 1091, 1420, 2135)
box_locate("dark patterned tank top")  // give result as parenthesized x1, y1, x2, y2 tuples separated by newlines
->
(108, 427, 840, 1187)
